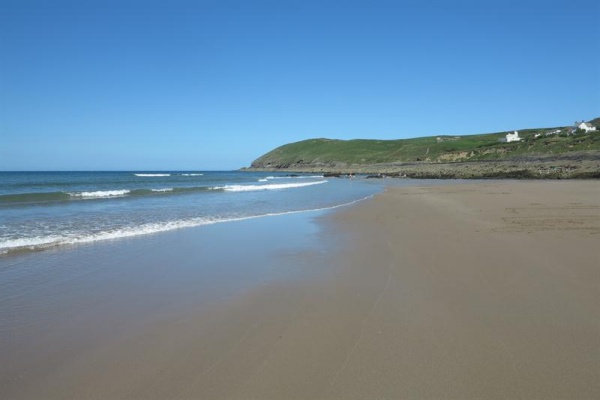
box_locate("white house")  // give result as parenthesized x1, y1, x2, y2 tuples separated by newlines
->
(577, 122, 597, 132)
(506, 131, 521, 142)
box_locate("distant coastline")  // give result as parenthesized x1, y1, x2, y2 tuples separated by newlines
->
(245, 118, 600, 179)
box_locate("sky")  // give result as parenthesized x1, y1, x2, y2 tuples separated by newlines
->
(1, 0, 598, 171)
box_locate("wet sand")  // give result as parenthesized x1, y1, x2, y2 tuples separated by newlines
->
(2, 181, 599, 399)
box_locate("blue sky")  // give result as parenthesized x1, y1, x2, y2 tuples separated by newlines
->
(1, 0, 598, 170)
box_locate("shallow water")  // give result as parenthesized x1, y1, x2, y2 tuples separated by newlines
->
(0, 177, 434, 398)
(0, 210, 332, 392)
(0, 171, 383, 254)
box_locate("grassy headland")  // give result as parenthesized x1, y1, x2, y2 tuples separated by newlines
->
(246, 118, 600, 179)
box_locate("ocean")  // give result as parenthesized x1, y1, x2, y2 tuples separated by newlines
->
(0, 171, 383, 256)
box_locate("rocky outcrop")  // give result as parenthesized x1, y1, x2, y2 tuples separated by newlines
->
(245, 152, 600, 180)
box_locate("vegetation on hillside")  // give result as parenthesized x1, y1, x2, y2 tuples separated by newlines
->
(250, 120, 600, 169)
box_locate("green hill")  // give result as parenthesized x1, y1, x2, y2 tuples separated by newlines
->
(250, 120, 600, 170)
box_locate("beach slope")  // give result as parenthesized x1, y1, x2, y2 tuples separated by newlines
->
(317, 181, 599, 399)
(3, 181, 598, 399)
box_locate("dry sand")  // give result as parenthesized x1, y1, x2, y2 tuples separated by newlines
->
(4, 180, 599, 399)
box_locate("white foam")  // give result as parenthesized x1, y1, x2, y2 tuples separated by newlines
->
(216, 180, 328, 192)
(0, 235, 71, 254)
(181, 173, 203, 176)
(264, 175, 324, 180)
(69, 190, 130, 199)
(0, 193, 376, 255)
(134, 173, 171, 177)
(151, 188, 173, 192)
(0, 218, 227, 254)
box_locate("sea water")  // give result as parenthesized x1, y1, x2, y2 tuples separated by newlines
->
(0, 171, 383, 255)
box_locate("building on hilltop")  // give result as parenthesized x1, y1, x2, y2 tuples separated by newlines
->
(576, 121, 597, 133)
(507, 131, 521, 142)
(499, 131, 521, 143)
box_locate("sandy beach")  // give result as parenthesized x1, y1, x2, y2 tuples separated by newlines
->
(2, 180, 599, 399)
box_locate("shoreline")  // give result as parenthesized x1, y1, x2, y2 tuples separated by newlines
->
(1, 180, 598, 399)
(0, 193, 376, 257)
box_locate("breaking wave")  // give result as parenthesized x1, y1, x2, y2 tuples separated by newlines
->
(0, 180, 327, 206)
(0, 193, 373, 256)
(68, 190, 130, 199)
(262, 175, 324, 180)
(215, 181, 328, 192)
(134, 173, 171, 177)
(0, 187, 211, 206)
